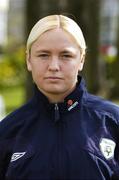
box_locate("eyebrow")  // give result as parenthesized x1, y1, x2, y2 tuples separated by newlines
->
(60, 50, 75, 54)
(61, 47, 78, 54)
(35, 47, 78, 54)
(35, 50, 50, 54)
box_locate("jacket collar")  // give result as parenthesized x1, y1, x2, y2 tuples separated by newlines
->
(33, 76, 87, 113)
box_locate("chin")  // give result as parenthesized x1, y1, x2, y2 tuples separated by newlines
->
(43, 86, 67, 94)
(45, 89, 64, 94)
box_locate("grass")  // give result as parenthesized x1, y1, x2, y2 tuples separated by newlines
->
(0, 85, 25, 115)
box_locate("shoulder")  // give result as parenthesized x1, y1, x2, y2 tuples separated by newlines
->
(84, 93, 119, 123)
(0, 98, 36, 138)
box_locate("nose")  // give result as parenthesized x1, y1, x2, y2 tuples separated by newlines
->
(48, 56, 60, 72)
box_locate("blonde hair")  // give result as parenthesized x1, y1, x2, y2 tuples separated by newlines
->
(26, 14, 86, 55)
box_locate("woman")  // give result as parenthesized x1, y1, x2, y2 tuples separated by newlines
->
(0, 14, 119, 179)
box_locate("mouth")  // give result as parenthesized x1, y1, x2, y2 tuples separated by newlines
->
(45, 77, 63, 80)
(44, 77, 63, 82)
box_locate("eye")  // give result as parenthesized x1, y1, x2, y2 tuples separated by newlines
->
(61, 54, 73, 60)
(64, 54, 72, 58)
(37, 53, 49, 59)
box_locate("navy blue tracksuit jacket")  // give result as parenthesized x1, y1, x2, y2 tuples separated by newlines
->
(0, 77, 119, 179)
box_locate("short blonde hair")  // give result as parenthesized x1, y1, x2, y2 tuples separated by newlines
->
(26, 14, 86, 55)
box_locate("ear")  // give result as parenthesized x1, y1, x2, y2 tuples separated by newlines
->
(78, 54, 85, 71)
(26, 51, 32, 71)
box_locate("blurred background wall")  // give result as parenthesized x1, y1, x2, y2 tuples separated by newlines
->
(0, 0, 119, 118)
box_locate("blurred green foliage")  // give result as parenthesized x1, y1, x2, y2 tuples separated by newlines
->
(103, 55, 117, 64)
(0, 44, 27, 115)
(100, 49, 117, 81)
(1, 85, 25, 114)
(0, 44, 26, 88)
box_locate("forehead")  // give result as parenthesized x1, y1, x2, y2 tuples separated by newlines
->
(31, 28, 80, 51)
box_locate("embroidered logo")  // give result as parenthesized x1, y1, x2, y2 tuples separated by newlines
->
(67, 99, 73, 106)
(99, 138, 116, 160)
(11, 152, 26, 162)
(67, 101, 78, 111)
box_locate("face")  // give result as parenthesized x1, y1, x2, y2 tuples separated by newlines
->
(27, 28, 85, 102)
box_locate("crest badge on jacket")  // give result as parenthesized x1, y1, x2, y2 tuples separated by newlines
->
(99, 138, 116, 160)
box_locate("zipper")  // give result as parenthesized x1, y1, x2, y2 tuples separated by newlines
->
(54, 103, 60, 122)
(54, 104, 64, 178)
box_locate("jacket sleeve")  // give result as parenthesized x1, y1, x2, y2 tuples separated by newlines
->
(114, 131, 119, 178)
(0, 117, 17, 179)
(111, 120, 119, 178)
(0, 139, 13, 179)
(0, 104, 28, 179)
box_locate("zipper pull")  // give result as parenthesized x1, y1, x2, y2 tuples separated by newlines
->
(54, 103, 60, 122)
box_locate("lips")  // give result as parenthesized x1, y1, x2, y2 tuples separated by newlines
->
(45, 76, 63, 80)
(44, 77, 64, 83)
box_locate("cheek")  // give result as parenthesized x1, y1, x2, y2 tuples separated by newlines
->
(30, 64, 42, 79)
(69, 63, 80, 75)
(64, 66, 79, 82)
(31, 62, 43, 73)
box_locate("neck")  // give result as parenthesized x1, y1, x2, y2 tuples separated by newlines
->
(38, 86, 76, 103)
(47, 94, 65, 103)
